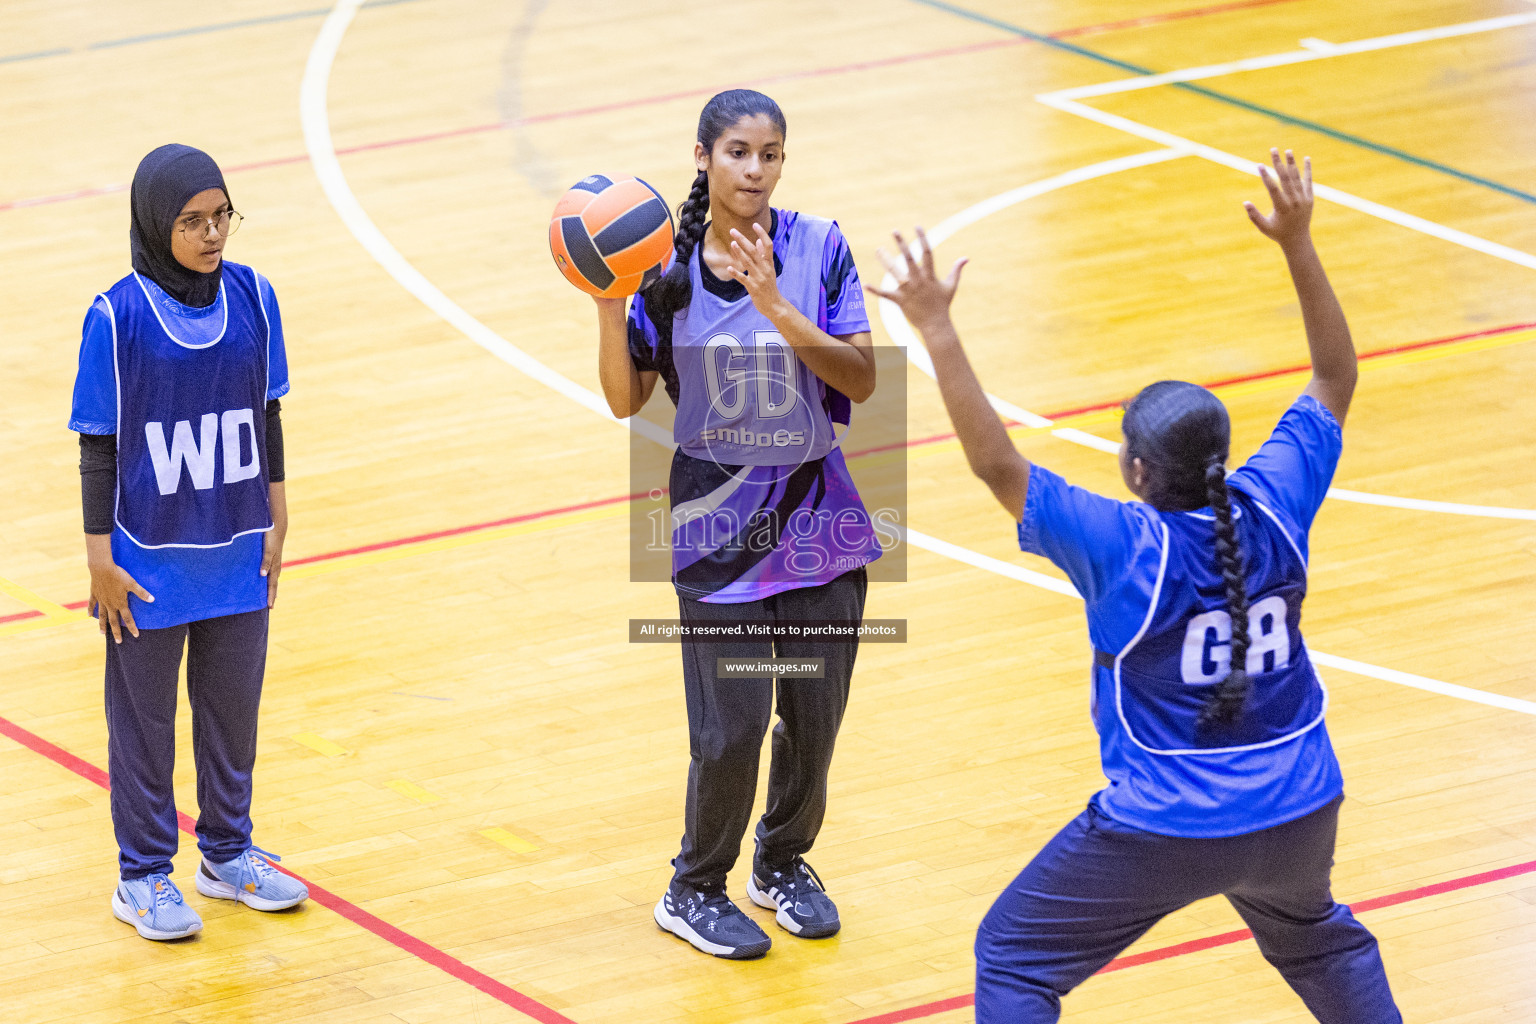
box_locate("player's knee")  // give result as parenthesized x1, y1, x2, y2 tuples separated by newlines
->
(698, 728, 767, 765)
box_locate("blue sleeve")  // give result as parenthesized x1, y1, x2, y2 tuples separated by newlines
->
(69, 298, 117, 435)
(258, 274, 290, 400)
(821, 223, 869, 336)
(1017, 465, 1148, 606)
(627, 291, 660, 372)
(1227, 394, 1341, 534)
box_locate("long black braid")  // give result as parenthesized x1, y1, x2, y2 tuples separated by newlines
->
(1121, 380, 1251, 726)
(644, 171, 709, 318)
(642, 89, 787, 319)
(1198, 456, 1251, 727)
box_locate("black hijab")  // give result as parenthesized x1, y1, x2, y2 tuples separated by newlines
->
(129, 144, 230, 309)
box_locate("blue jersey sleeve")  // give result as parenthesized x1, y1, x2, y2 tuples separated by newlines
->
(258, 274, 291, 401)
(821, 223, 869, 336)
(69, 298, 117, 435)
(627, 291, 660, 372)
(1228, 394, 1342, 536)
(1017, 464, 1148, 606)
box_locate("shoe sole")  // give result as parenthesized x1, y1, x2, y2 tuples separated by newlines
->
(195, 866, 307, 911)
(653, 897, 771, 960)
(111, 890, 202, 941)
(746, 876, 841, 939)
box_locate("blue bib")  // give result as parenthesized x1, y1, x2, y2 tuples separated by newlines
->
(1110, 491, 1325, 753)
(101, 264, 273, 549)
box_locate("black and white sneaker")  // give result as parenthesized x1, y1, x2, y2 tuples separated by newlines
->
(747, 855, 840, 938)
(654, 879, 772, 959)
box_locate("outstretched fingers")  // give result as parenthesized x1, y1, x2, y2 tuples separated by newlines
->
(915, 226, 937, 276)
(874, 243, 907, 284)
(1257, 164, 1283, 210)
(944, 256, 969, 291)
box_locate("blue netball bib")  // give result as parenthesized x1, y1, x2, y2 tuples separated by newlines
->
(102, 264, 274, 549)
(1112, 498, 1324, 753)
(1017, 398, 1349, 838)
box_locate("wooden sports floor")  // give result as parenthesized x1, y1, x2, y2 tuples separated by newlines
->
(3, 1, 1535, 1021)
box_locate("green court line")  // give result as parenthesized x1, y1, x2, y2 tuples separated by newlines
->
(908, 0, 1536, 205)
(1, 0, 422, 63)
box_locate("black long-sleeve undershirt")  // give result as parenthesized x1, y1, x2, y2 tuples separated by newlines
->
(80, 399, 284, 535)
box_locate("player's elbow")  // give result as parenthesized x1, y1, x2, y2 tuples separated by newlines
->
(602, 391, 639, 420)
(969, 451, 1022, 491)
(842, 364, 876, 404)
(844, 379, 876, 404)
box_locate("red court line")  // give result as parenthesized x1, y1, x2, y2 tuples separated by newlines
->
(0, 0, 1304, 212)
(5, 317, 1530, 629)
(281, 491, 651, 567)
(1041, 319, 1536, 421)
(6, 710, 1536, 1024)
(1052, 0, 1304, 38)
(0, 711, 579, 1024)
(843, 856, 1536, 1024)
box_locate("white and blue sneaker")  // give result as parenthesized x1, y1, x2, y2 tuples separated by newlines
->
(747, 854, 840, 938)
(654, 879, 772, 959)
(112, 873, 203, 941)
(195, 847, 308, 911)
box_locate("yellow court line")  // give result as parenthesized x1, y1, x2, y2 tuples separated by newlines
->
(387, 779, 442, 804)
(479, 827, 538, 853)
(291, 732, 350, 757)
(0, 613, 91, 640)
(3, 325, 1531, 646)
(903, 327, 1536, 462)
(0, 575, 75, 618)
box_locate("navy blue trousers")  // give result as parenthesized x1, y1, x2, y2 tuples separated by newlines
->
(672, 568, 867, 890)
(975, 796, 1400, 1023)
(105, 608, 268, 879)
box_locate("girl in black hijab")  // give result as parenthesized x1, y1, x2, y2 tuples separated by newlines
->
(69, 144, 308, 940)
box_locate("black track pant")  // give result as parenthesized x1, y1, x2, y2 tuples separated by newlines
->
(670, 567, 867, 890)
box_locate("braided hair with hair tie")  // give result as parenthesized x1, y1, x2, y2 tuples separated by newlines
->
(644, 170, 709, 318)
(1121, 380, 1254, 726)
(641, 89, 787, 319)
(1198, 456, 1252, 727)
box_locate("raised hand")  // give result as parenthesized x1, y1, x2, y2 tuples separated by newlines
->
(727, 223, 789, 319)
(1244, 148, 1313, 248)
(865, 227, 967, 334)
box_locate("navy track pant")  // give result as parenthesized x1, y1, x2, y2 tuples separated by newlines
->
(105, 608, 268, 879)
(975, 796, 1401, 1023)
(671, 567, 867, 890)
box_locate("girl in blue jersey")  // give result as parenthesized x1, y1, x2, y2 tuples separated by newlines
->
(871, 151, 1401, 1022)
(594, 90, 879, 959)
(70, 145, 308, 941)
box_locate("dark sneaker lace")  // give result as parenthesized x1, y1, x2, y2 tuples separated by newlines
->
(696, 887, 744, 918)
(763, 856, 827, 897)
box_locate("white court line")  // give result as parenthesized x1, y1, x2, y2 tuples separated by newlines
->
(906, 527, 1079, 597)
(1325, 488, 1536, 521)
(300, 0, 674, 449)
(876, 154, 1536, 520)
(1050, 10, 1536, 100)
(1309, 651, 1536, 717)
(301, 3, 1536, 717)
(1033, 94, 1536, 272)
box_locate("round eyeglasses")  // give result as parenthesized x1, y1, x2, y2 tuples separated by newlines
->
(177, 210, 242, 241)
